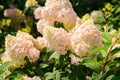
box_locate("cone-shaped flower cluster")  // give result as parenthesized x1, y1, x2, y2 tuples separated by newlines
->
(70, 19, 102, 57)
(90, 10, 104, 23)
(2, 31, 40, 68)
(43, 26, 71, 55)
(34, 0, 77, 34)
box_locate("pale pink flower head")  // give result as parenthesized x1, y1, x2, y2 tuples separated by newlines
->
(1, 51, 11, 63)
(16, 31, 45, 51)
(4, 32, 40, 68)
(34, 0, 77, 31)
(34, 7, 43, 19)
(4, 8, 19, 17)
(35, 37, 45, 50)
(4, 8, 25, 23)
(43, 26, 71, 55)
(16, 31, 35, 41)
(70, 55, 80, 64)
(71, 19, 102, 57)
(37, 19, 53, 35)
(90, 10, 104, 23)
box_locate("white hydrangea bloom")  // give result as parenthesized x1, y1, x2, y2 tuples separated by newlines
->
(17, 31, 45, 51)
(1, 51, 11, 63)
(37, 19, 53, 35)
(71, 19, 102, 57)
(17, 31, 35, 42)
(4, 8, 19, 17)
(90, 10, 104, 23)
(70, 55, 80, 64)
(75, 17, 81, 28)
(4, 32, 40, 68)
(34, 0, 77, 31)
(25, 0, 38, 7)
(43, 26, 71, 55)
(35, 37, 45, 50)
(34, 7, 43, 19)
(4, 8, 25, 23)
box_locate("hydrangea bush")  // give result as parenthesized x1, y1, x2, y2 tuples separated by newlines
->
(0, 0, 120, 80)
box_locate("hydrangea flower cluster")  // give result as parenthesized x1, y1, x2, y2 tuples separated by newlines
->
(90, 10, 104, 23)
(2, 31, 40, 68)
(33, 0, 102, 63)
(81, 10, 104, 24)
(25, 0, 38, 7)
(43, 26, 71, 55)
(17, 31, 45, 51)
(34, 0, 77, 33)
(71, 19, 102, 58)
(4, 8, 25, 24)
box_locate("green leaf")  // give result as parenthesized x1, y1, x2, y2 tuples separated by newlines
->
(49, 52, 60, 60)
(82, 58, 101, 73)
(106, 75, 120, 80)
(0, 48, 4, 53)
(106, 75, 115, 80)
(40, 63, 49, 68)
(107, 58, 120, 70)
(101, 32, 112, 43)
(44, 70, 61, 80)
(0, 62, 11, 74)
(90, 46, 107, 54)
(0, 62, 11, 79)
(44, 72, 54, 80)
(92, 72, 102, 80)
(115, 7, 120, 14)
(0, 5, 4, 11)
(6, 70, 24, 79)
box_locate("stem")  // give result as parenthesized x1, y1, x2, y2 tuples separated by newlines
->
(104, 19, 109, 32)
(101, 44, 114, 74)
(101, 37, 118, 74)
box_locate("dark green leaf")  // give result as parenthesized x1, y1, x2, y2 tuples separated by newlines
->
(82, 58, 101, 73)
